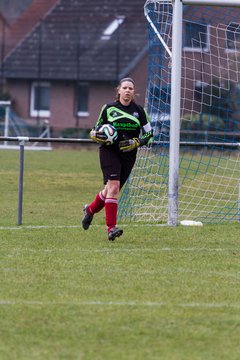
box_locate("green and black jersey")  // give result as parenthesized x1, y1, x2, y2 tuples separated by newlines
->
(95, 100, 153, 147)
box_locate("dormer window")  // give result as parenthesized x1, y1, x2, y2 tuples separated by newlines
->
(101, 16, 125, 40)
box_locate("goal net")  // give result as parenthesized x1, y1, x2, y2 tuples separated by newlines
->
(119, 0, 240, 224)
(0, 102, 52, 150)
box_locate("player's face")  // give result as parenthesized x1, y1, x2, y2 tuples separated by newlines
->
(118, 81, 135, 105)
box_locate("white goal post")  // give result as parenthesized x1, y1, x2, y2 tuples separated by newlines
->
(119, 0, 240, 225)
(0, 101, 52, 150)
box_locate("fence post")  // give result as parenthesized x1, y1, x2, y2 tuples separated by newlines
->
(17, 138, 27, 225)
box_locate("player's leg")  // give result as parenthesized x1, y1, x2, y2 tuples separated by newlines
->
(104, 154, 136, 238)
(119, 154, 136, 189)
(82, 147, 109, 230)
(99, 147, 123, 240)
(82, 190, 106, 230)
(104, 180, 123, 240)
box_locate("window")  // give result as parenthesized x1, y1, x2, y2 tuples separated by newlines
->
(30, 82, 50, 117)
(76, 82, 89, 116)
(183, 21, 209, 51)
(226, 22, 240, 51)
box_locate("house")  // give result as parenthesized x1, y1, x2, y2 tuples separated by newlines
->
(2, 1, 239, 137)
(1, 0, 149, 136)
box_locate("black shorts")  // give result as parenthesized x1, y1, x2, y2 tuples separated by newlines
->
(99, 145, 137, 189)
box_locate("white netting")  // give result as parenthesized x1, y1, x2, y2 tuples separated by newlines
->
(119, 1, 240, 224)
(0, 102, 52, 150)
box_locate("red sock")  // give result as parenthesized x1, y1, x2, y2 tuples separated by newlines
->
(88, 192, 105, 215)
(105, 198, 118, 232)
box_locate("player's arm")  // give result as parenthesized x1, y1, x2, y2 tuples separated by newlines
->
(90, 105, 109, 144)
(90, 127, 108, 144)
(94, 104, 108, 128)
(139, 108, 153, 146)
(138, 122, 153, 146)
(119, 109, 153, 152)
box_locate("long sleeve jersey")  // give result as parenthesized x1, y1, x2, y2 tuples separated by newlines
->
(95, 100, 153, 146)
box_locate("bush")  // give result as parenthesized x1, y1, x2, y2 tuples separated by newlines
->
(61, 128, 90, 139)
(181, 113, 225, 131)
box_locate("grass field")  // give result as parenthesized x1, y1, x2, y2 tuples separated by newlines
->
(0, 148, 240, 360)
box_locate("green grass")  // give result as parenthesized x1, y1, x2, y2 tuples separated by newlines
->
(0, 148, 240, 360)
(0, 148, 102, 226)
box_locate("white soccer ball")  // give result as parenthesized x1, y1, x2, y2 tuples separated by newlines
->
(98, 124, 118, 145)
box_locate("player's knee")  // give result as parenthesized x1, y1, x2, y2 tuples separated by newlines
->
(106, 180, 120, 198)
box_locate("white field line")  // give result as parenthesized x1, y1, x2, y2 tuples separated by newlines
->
(0, 225, 84, 230)
(2, 247, 240, 253)
(0, 224, 167, 230)
(0, 299, 240, 309)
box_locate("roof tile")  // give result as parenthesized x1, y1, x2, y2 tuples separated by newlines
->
(3, 0, 148, 81)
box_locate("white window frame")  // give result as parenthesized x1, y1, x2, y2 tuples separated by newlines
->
(183, 21, 210, 52)
(30, 81, 51, 117)
(77, 82, 89, 117)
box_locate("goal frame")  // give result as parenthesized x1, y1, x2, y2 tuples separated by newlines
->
(160, 0, 240, 225)
(0, 101, 52, 151)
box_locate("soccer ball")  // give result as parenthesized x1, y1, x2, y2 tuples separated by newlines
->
(98, 124, 118, 145)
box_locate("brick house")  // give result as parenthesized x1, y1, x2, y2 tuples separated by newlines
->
(1, 1, 240, 136)
(1, 0, 149, 135)
(146, 4, 240, 133)
(182, 6, 240, 115)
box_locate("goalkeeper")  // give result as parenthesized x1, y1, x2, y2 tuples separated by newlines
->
(82, 77, 153, 241)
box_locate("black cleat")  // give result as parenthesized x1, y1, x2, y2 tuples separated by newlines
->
(82, 205, 93, 230)
(108, 227, 123, 241)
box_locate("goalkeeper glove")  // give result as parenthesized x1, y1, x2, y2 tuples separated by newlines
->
(90, 128, 108, 144)
(119, 138, 140, 152)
